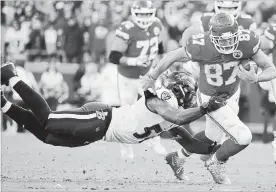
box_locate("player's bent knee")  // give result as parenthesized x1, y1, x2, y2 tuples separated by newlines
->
(231, 125, 252, 145)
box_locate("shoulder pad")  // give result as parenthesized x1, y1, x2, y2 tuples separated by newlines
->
(201, 13, 212, 32)
(185, 37, 202, 61)
(239, 13, 253, 19)
(203, 12, 215, 17)
(238, 30, 260, 57)
(115, 21, 135, 41)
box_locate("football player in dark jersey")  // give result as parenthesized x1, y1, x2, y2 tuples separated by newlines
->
(141, 12, 276, 184)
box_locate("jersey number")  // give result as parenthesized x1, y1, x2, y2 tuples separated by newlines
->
(133, 124, 162, 141)
(192, 34, 205, 45)
(205, 62, 239, 86)
(136, 36, 159, 56)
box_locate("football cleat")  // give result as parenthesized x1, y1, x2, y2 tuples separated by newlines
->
(165, 151, 188, 181)
(1, 61, 18, 86)
(205, 155, 231, 184)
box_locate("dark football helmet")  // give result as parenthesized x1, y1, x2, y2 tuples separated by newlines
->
(164, 71, 198, 109)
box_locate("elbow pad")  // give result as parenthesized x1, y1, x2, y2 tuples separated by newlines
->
(109, 51, 123, 64)
(158, 42, 164, 55)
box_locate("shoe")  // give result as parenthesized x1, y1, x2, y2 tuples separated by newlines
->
(165, 151, 188, 181)
(1, 61, 18, 86)
(272, 140, 276, 164)
(205, 155, 231, 184)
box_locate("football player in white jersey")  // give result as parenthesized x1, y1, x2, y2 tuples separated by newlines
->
(1, 62, 225, 160)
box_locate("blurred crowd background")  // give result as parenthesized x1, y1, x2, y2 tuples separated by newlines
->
(1, 0, 276, 138)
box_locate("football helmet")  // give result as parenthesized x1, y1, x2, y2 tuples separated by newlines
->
(164, 71, 197, 109)
(209, 12, 240, 54)
(214, 0, 242, 18)
(131, 0, 156, 29)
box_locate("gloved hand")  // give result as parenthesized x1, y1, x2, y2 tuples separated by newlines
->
(200, 93, 229, 114)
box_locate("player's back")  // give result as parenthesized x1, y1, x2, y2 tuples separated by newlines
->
(185, 30, 260, 96)
(104, 95, 165, 144)
(115, 19, 162, 78)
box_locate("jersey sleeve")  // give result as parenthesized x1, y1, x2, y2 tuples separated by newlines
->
(240, 30, 260, 58)
(115, 21, 134, 42)
(239, 14, 257, 30)
(264, 24, 276, 46)
(185, 38, 201, 62)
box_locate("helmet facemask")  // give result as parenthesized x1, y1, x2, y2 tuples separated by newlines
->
(131, 1, 156, 29)
(210, 30, 240, 54)
(214, 0, 242, 18)
(166, 72, 198, 109)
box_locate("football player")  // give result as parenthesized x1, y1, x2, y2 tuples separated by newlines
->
(140, 12, 276, 184)
(259, 14, 276, 163)
(181, 0, 257, 46)
(1, 62, 224, 159)
(108, 0, 166, 158)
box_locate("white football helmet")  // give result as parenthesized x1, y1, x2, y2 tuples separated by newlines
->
(214, 0, 242, 18)
(131, 0, 156, 29)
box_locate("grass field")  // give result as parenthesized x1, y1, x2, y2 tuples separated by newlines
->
(1, 133, 276, 192)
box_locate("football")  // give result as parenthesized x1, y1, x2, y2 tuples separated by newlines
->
(239, 60, 258, 73)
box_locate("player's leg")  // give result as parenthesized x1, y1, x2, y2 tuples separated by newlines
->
(1, 62, 51, 126)
(164, 126, 220, 180)
(1, 91, 48, 142)
(117, 72, 137, 159)
(46, 102, 112, 142)
(200, 90, 252, 184)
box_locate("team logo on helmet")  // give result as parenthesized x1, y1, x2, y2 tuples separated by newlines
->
(233, 49, 243, 59)
(154, 27, 160, 35)
(161, 91, 171, 101)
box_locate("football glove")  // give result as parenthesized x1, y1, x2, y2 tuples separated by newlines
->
(200, 93, 228, 114)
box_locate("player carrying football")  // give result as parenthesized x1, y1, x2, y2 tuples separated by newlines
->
(108, 0, 166, 158)
(141, 12, 276, 184)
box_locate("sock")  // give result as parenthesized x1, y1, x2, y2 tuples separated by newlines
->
(9, 76, 21, 88)
(2, 101, 12, 113)
(214, 152, 225, 164)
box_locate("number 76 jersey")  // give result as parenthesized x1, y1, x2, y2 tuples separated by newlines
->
(185, 30, 260, 96)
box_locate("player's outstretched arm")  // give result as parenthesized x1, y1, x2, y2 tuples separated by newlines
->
(140, 48, 188, 90)
(147, 96, 226, 125)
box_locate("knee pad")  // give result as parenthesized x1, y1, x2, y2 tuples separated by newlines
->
(229, 124, 252, 145)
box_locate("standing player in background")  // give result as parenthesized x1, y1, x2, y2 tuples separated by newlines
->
(108, 0, 167, 159)
(259, 14, 276, 164)
(181, 0, 257, 46)
(141, 13, 276, 184)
